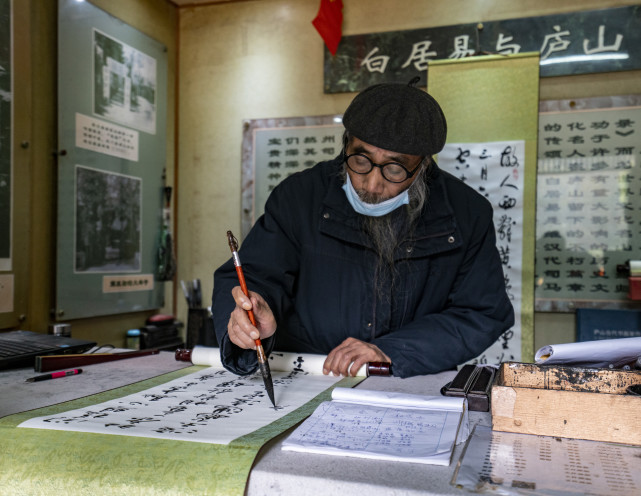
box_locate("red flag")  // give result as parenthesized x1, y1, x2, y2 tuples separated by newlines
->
(311, 0, 343, 55)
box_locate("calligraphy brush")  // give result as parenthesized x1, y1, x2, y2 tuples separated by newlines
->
(226, 230, 276, 408)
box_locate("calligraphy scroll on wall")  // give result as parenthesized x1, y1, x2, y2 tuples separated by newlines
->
(536, 95, 641, 312)
(428, 53, 540, 364)
(438, 140, 525, 364)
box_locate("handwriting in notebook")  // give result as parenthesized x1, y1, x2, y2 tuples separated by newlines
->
(282, 389, 467, 465)
(294, 402, 451, 455)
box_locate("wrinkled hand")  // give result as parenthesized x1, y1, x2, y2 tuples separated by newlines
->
(323, 337, 391, 377)
(227, 286, 277, 350)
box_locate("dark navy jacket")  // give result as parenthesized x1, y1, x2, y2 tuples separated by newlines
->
(213, 156, 514, 377)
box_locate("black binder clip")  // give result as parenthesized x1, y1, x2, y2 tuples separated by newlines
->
(440, 364, 496, 412)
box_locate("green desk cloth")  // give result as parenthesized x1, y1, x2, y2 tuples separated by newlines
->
(0, 366, 362, 495)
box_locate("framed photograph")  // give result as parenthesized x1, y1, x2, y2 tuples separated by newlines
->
(93, 28, 157, 135)
(75, 165, 141, 273)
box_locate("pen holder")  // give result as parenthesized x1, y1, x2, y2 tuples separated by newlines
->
(186, 308, 217, 349)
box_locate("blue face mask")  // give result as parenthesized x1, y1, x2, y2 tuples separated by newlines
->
(342, 174, 409, 217)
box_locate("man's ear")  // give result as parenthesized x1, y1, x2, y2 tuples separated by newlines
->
(342, 130, 351, 151)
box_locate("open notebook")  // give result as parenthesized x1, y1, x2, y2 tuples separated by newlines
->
(282, 387, 469, 466)
(0, 330, 96, 370)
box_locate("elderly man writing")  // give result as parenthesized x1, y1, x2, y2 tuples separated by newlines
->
(213, 80, 514, 378)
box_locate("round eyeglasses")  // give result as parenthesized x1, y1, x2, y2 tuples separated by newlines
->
(344, 153, 422, 183)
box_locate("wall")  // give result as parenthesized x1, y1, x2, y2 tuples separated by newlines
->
(6, 0, 640, 349)
(177, 0, 641, 351)
(4, 0, 177, 347)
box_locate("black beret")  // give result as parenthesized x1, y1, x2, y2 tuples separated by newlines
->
(342, 81, 447, 157)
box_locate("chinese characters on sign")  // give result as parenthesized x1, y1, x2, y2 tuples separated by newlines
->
(75, 113, 139, 161)
(439, 141, 525, 364)
(324, 5, 641, 92)
(536, 105, 641, 311)
(242, 118, 344, 238)
(102, 274, 154, 293)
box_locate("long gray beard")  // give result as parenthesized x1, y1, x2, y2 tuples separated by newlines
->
(361, 166, 428, 272)
(339, 164, 429, 307)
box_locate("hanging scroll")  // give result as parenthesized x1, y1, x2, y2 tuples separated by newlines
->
(438, 140, 525, 364)
(428, 53, 540, 363)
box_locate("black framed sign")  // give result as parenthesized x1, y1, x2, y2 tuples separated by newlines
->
(324, 5, 641, 93)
